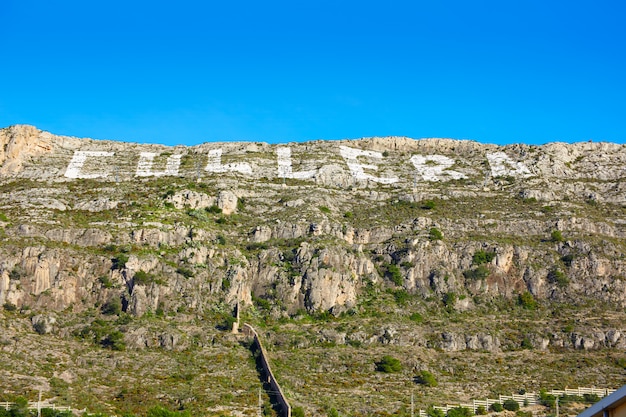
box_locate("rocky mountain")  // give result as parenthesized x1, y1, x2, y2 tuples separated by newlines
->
(0, 124, 624, 416)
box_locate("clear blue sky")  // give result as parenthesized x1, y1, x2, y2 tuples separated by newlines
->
(1, 0, 624, 146)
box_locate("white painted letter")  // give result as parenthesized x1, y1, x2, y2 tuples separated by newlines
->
(410, 154, 467, 182)
(339, 146, 398, 184)
(486, 152, 533, 178)
(205, 149, 252, 175)
(276, 147, 316, 179)
(135, 152, 182, 177)
(64, 151, 115, 179)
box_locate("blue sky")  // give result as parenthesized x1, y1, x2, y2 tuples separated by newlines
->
(1, 1, 624, 146)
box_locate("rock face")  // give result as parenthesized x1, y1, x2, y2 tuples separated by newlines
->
(0, 124, 625, 351)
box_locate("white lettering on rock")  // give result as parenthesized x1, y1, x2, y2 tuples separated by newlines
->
(64, 151, 115, 179)
(277, 147, 317, 179)
(486, 152, 534, 178)
(339, 146, 399, 184)
(410, 154, 467, 182)
(135, 152, 182, 177)
(205, 149, 252, 175)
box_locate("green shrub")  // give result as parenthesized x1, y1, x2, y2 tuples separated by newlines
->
(0, 213, 8, 222)
(415, 370, 438, 387)
(112, 253, 129, 270)
(442, 292, 457, 308)
(539, 390, 556, 408)
(518, 291, 537, 310)
(583, 393, 600, 403)
(392, 289, 410, 305)
(551, 230, 564, 242)
(134, 270, 159, 285)
(343, 211, 353, 218)
(292, 406, 305, 417)
(146, 406, 191, 417)
(561, 254, 575, 267)
(376, 355, 402, 373)
(422, 200, 436, 210)
(98, 275, 114, 289)
(409, 312, 423, 323)
(176, 267, 194, 278)
(319, 206, 331, 214)
(3, 302, 17, 312)
(463, 265, 489, 280)
(516, 412, 532, 417)
(490, 403, 503, 412)
(206, 205, 222, 214)
(503, 399, 520, 411)
(427, 406, 445, 417)
(429, 227, 443, 241)
(476, 406, 487, 415)
(447, 406, 472, 417)
(102, 298, 122, 315)
(217, 234, 226, 245)
(102, 331, 126, 351)
(472, 250, 495, 265)
(548, 268, 569, 286)
(385, 263, 403, 286)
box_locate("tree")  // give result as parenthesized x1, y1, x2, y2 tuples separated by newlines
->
(503, 399, 520, 411)
(429, 228, 443, 241)
(447, 407, 472, 417)
(414, 370, 438, 387)
(550, 230, 564, 242)
(490, 403, 503, 412)
(427, 406, 445, 417)
(376, 355, 402, 373)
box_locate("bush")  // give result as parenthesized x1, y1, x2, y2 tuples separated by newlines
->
(503, 399, 520, 411)
(548, 268, 568, 286)
(476, 406, 487, 415)
(472, 250, 495, 265)
(319, 206, 331, 214)
(376, 355, 402, 373)
(551, 230, 564, 242)
(414, 370, 438, 387)
(463, 265, 490, 280)
(539, 390, 556, 408)
(427, 407, 445, 417)
(146, 406, 191, 417)
(133, 270, 159, 285)
(3, 302, 17, 312)
(385, 263, 403, 286)
(429, 227, 443, 241)
(102, 298, 122, 315)
(98, 275, 114, 288)
(447, 407, 472, 417)
(292, 407, 305, 417)
(422, 200, 436, 210)
(442, 292, 457, 308)
(102, 331, 126, 351)
(518, 291, 537, 310)
(409, 312, 423, 323)
(112, 253, 129, 270)
(206, 205, 222, 214)
(343, 211, 353, 218)
(490, 403, 503, 412)
(176, 267, 195, 278)
(561, 254, 575, 267)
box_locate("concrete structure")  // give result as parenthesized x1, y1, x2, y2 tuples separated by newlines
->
(577, 385, 626, 417)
